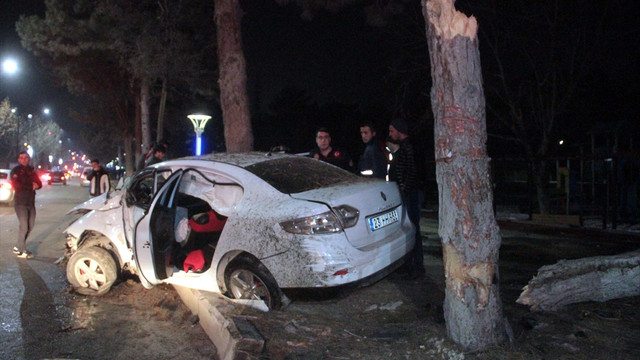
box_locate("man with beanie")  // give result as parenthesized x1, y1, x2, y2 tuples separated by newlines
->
(388, 118, 426, 279)
(10, 151, 42, 259)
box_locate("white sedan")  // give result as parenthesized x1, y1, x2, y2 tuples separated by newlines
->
(64, 152, 414, 309)
(0, 169, 15, 204)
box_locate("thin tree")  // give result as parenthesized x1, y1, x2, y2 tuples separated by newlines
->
(423, 0, 507, 350)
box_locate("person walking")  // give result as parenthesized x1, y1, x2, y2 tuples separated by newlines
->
(87, 159, 110, 197)
(388, 118, 426, 279)
(10, 151, 42, 259)
(358, 122, 387, 179)
(309, 127, 354, 172)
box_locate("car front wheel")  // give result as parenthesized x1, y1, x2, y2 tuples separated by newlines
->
(66, 246, 118, 296)
(225, 256, 283, 310)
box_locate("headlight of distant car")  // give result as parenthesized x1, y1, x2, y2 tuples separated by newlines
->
(280, 205, 359, 235)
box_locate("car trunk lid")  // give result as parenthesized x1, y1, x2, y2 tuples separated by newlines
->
(291, 180, 404, 248)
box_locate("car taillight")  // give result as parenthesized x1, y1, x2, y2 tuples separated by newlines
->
(0, 183, 11, 190)
(279, 205, 359, 235)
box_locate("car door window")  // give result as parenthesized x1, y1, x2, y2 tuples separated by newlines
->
(125, 169, 171, 209)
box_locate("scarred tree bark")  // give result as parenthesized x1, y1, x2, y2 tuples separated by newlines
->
(214, 0, 254, 152)
(423, 0, 507, 350)
(517, 250, 640, 312)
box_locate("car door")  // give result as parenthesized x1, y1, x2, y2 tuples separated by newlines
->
(133, 170, 184, 286)
(122, 169, 172, 249)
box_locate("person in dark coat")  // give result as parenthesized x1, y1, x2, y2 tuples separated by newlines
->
(10, 151, 42, 259)
(358, 122, 387, 179)
(388, 118, 426, 279)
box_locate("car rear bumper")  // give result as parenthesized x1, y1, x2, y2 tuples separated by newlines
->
(263, 221, 415, 288)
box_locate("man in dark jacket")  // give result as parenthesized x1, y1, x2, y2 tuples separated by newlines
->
(10, 151, 42, 259)
(309, 127, 354, 172)
(87, 159, 110, 197)
(388, 118, 426, 279)
(358, 122, 387, 179)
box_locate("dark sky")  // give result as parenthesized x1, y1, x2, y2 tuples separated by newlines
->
(0, 0, 59, 116)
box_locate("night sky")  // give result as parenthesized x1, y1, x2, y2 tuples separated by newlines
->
(1, 1, 639, 157)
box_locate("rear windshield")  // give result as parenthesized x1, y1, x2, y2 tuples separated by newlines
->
(245, 157, 356, 194)
(0, 173, 7, 180)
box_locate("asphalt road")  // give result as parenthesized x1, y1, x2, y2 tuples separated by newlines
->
(0, 179, 218, 360)
(0, 179, 90, 359)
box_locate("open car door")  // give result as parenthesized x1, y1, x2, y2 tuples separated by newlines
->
(133, 170, 184, 287)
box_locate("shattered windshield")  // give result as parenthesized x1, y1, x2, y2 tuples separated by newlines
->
(245, 156, 357, 194)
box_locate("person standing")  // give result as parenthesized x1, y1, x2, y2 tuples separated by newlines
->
(144, 145, 166, 167)
(309, 127, 354, 171)
(358, 122, 387, 179)
(10, 151, 42, 259)
(388, 118, 426, 279)
(87, 159, 110, 197)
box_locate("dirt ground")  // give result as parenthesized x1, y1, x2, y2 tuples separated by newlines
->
(58, 219, 640, 360)
(224, 220, 640, 360)
(57, 278, 218, 360)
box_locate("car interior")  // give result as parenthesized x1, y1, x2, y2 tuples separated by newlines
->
(152, 169, 244, 276)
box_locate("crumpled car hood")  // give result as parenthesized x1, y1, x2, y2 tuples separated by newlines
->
(67, 190, 123, 214)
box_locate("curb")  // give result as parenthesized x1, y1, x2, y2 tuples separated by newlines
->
(173, 285, 265, 360)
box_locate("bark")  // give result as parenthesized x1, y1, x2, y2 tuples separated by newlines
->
(157, 77, 167, 142)
(140, 78, 152, 157)
(423, 0, 507, 351)
(214, 0, 254, 152)
(517, 250, 640, 312)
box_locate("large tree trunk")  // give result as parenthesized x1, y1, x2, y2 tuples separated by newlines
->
(423, 0, 507, 351)
(214, 0, 254, 152)
(517, 250, 640, 312)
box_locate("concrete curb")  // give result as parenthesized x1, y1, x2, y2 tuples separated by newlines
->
(173, 285, 265, 360)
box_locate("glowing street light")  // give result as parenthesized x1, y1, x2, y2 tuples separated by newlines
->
(187, 114, 211, 156)
(2, 58, 19, 75)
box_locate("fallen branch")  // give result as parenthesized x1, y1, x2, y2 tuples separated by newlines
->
(517, 250, 640, 311)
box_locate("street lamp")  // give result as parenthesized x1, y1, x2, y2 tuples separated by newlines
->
(187, 114, 211, 156)
(2, 58, 19, 76)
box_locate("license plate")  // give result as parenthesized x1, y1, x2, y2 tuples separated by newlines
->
(368, 209, 399, 231)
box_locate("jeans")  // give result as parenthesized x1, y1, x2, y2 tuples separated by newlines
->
(15, 204, 36, 253)
(403, 189, 425, 272)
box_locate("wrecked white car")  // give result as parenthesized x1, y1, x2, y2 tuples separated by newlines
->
(64, 152, 415, 309)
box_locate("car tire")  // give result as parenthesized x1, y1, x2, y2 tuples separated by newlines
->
(66, 246, 118, 296)
(225, 256, 283, 310)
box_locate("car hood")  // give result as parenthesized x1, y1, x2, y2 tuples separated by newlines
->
(67, 190, 123, 214)
(291, 179, 403, 248)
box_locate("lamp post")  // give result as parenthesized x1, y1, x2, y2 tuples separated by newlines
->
(187, 114, 211, 156)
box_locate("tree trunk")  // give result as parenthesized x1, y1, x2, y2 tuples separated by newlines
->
(139, 78, 152, 155)
(157, 77, 167, 142)
(517, 250, 640, 312)
(423, 0, 507, 351)
(214, 0, 254, 152)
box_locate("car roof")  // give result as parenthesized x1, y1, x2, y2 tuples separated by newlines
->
(176, 152, 299, 168)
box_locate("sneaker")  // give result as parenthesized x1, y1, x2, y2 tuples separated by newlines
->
(16, 251, 34, 259)
(12, 247, 20, 255)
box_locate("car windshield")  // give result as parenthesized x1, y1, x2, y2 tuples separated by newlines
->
(245, 156, 357, 194)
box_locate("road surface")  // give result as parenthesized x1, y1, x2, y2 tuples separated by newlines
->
(0, 179, 218, 360)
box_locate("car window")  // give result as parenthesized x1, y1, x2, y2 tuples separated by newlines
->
(124, 169, 172, 209)
(245, 156, 356, 194)
(0, 172, 7, 180)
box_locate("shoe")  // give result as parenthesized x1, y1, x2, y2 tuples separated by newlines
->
(16, 251, 34, 259)
(12, 247, 20, 255)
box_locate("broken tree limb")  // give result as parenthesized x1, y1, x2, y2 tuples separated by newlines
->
(517, 250, 640, 311)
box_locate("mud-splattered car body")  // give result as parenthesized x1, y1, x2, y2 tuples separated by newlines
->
(64, 152, 415, 308)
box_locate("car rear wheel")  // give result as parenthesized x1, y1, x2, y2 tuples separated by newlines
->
(225, 256, 282, 310)
(66, 246, 118, 296)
